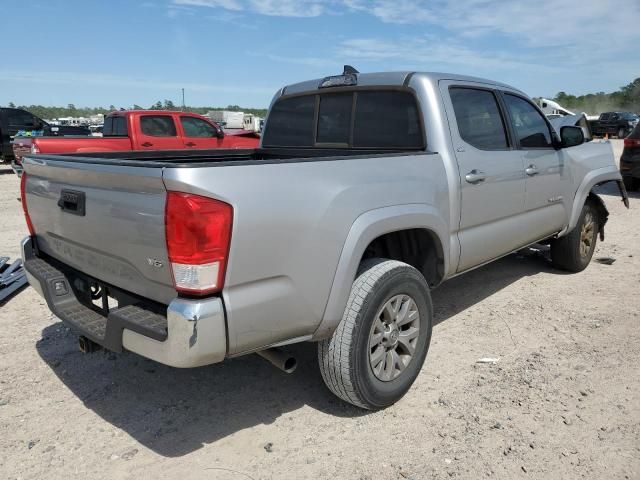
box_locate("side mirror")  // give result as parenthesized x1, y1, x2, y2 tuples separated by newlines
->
(560, 126, 584, 148)
(215, 126, 225, 139)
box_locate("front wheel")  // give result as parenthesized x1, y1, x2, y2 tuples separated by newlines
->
(318, 259, 433, 410)
(550, 202, 599, 272)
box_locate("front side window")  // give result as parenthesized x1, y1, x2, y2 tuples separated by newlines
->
(181, 116, 216, 137)
(140, 115, 177, 137)
(503, 94, 553, 148)
(449, 87, 508, 150)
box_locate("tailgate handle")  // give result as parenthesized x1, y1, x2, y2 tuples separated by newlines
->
(57, 189, 86, 216)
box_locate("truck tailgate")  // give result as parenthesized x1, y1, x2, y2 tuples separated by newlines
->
(23, 156, 176, 305)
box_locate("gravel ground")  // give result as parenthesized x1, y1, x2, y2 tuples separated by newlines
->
(0, 140, 638, 480)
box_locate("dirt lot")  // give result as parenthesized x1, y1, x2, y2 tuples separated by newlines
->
(1, 140, 638, 480)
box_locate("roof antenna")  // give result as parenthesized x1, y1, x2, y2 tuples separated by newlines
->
(343, 65, 359, 75)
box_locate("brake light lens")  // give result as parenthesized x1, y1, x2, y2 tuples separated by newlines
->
(20, 173, 35, 236)
(165, 192, 232, 295)
(624, 138, 640, 148)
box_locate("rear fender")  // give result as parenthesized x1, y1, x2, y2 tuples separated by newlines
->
(312, 204, 449, 340)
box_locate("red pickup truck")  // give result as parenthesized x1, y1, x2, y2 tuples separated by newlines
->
(12, 110, 259, 173)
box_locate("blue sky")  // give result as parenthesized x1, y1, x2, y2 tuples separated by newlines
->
(1, 0, 639, 109)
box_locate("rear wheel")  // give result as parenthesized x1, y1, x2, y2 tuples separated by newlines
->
(318, 259, 432, 410)
(551, 202, 599, 272)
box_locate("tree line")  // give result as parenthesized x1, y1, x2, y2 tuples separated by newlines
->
(4, 77, 639, 120)
(553, 78, 640, 115)
(1, 99, 268, 120)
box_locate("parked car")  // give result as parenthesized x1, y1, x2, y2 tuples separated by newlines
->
(620, 123, 640, 191)
(1, 108, 90, 167)
(590, 111, 639, 138)
(19, 69, 628, 410)
(11, 110, 260, 175)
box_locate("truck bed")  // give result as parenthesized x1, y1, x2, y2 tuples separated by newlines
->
(26, 146, 427, 168)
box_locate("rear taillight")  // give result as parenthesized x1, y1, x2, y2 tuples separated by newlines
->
(20, 173, 35, 236)
(165, 192, 233, 295)
(624, 138, 640, 148)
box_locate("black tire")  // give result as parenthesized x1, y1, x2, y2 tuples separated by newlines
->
(318, 259, 433, 410)
(550, 201, 599, 272)
(623, 176, 639, 191)
(618, 127, 627, 139)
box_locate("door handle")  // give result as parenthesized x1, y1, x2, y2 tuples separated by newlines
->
(465, 170, 487, 184)
(525, 165, 539, 176)
(141, 142, 153, 147)
(185, 142, 196, 147)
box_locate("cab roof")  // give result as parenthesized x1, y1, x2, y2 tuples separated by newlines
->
(280, 71, 523, 97)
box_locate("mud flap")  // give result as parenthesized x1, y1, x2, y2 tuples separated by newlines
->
(617, 180, 630, 208)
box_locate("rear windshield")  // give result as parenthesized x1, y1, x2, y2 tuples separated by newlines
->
(262, 89, 424, 149)
(103, 116, 128, 137)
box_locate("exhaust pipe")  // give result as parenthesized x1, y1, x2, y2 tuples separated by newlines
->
(78, 335, 102, 354)
(256, 347, 297, 373)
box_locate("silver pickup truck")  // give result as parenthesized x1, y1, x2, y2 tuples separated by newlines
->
(20, 70, 629, 409)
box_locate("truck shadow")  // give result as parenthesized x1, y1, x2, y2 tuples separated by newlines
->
(35, 247, 561, 458)
(430, 246, 561, 325)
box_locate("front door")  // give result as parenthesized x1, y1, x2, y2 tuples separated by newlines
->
(138, 115, 183, 150)
(179, 115, 222, 149)
(501, 93, 569, 236)
(441, 82, 526, 272)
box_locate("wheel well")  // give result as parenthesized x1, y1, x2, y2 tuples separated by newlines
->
(360, 229, 444, 287)
(587, 191, 609, 240)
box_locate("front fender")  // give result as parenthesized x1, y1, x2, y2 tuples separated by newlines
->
(564, 166, 628, 235)
(312, 203, 449, 340)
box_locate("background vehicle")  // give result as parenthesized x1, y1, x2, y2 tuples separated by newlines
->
(1, 108, 89, 166)
(535, 98, 574, 117)
(590, 111, 639, 138)
(549, 113, 593, 141)
(20, 70, 627, 410)
(620, 123, 640, 190)
(11, 110, 260, 175)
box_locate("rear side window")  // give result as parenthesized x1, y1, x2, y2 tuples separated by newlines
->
(103, 116, 128, 136)
(263, 89, 423, 149)
(353, 91, 422, 148)
(503, 94, 553, 148)
(449, 88, 508, 150)
(140, 115, 177, 137)
(263, 95, 315, 147)
(7, 109, 38, 127)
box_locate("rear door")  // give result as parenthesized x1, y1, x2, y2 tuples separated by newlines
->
(441, 82, 526, 271)
(137, 114, 183, 150)
(501, 93, 569, 236)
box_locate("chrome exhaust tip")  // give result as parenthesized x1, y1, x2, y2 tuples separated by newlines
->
(256, 347, 297, 373)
